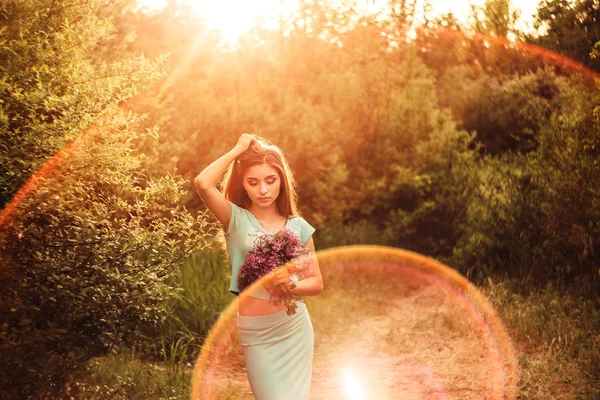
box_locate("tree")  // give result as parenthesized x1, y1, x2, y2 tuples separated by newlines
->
(452, 74, 600, 286)
(461, 68, 566, 155)
(469, 0, 520, 37)
(0, 108, 208, 398)
(0, 0, 164, 208)
(530, 0, 600, 73)
(0, 1, 207, 397)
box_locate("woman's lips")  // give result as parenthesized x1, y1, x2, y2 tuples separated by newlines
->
(258, 197, 271, 202)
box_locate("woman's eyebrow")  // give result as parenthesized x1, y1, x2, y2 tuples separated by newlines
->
(246, 175, 278, 180)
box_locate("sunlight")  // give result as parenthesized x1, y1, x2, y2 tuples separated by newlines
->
(135, 0, 541, 45)
(136, 0, 167, 12)
(183, 1, 292, 43)
(342, 369, 365, 400)
(136, 0, 297, 44)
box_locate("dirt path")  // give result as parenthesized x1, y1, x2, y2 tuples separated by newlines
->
(204, 265, 514, 400)
(308, 281, 500, 400)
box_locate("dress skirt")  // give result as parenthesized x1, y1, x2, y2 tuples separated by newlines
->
(237, 301, 314, 400)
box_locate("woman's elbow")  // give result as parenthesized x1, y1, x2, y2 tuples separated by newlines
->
(314, 278, 324, 295)
(194, 176, 210, 192)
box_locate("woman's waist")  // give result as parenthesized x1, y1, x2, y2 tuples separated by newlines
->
(238, 294, 287, 316)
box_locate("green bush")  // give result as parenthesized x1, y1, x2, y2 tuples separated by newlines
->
(0, 109, 209, 398)
(0, 0, 165, 207)
(452, 75, 600, 285)
(462, 68, 565, 155)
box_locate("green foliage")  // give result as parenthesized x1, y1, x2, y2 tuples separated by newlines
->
(436, 64, 487, 123)
(1, 0, 598, 396)
(531, 0, 600, 73)
(0, 109, 208, 398)
(461, 68, 567, 155)
(414, 13, 548, 78)
(469, 0, 520, 37)
(312, 126, 476, 258)
(315, 218, 388, 249)
(592, 40, 600, 59)
(296, 50, 467, 224)
(166, 249, 233, 336)
(381, 136, 478, 258)
(56, 247, 233, 399)
(62, 348, 192, 400)
(0, 0, 166, 207)
(160, 336, 193, 396)
(452, 75, 600, 284)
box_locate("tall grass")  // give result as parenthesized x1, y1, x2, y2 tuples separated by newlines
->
(314, 219, 388, 249)
(63, 347, 193, 400)
(138, 247, 234, 359)
(166, 247, 234, 338)
(482, 278, 600, 399)
(67, 225, 599, 399)
(160, 336, 194, 396)
(63, 246, 235, 399)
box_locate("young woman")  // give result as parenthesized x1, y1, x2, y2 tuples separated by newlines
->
(194, 133, 323, 400)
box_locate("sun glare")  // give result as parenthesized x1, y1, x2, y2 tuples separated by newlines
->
(184, 1, 292, 43)
(342, 369, 365, 400)
(136, 0, 540, 45)
(137, 0, 297, 44)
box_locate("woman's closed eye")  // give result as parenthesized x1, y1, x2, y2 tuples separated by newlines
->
(249, 179, 276, 186)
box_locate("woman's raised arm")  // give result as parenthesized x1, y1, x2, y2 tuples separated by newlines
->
(194, 134, 254, 227)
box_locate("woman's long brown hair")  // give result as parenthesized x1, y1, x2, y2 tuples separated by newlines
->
(221, 135, 299, 218)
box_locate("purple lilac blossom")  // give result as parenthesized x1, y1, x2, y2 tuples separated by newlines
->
(237, 228, 312, 294)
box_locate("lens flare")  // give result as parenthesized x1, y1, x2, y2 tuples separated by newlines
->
(342, 369, 365, 400)
(190, 246, 518, 400)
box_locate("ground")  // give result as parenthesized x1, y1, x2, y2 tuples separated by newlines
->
(198, 261, 517, 400)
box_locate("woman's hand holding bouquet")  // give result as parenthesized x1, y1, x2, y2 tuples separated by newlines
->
(238, 228, 314, 316)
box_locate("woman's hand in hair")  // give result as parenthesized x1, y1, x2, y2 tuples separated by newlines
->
(235, 133, 255, 152)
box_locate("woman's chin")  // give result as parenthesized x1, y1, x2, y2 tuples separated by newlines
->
(255, 198, 275, 207)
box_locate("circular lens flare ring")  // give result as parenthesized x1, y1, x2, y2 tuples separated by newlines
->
(190, 245, 519, 400)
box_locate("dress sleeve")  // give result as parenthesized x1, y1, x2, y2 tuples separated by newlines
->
(298, 217, 316, 244)
(224, 201, 244, 235)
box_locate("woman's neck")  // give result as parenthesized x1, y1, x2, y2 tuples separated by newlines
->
(248, 204, 283, 221)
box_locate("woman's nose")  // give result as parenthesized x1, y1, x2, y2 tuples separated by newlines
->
(260, 184, 268, 194)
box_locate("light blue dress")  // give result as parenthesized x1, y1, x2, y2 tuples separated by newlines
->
(224, 201, 315, 400)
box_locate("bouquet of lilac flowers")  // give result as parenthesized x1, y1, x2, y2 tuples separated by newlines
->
(238, 228, 314, 315)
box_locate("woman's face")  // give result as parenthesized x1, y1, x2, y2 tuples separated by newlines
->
(242, 163, 282, 209)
